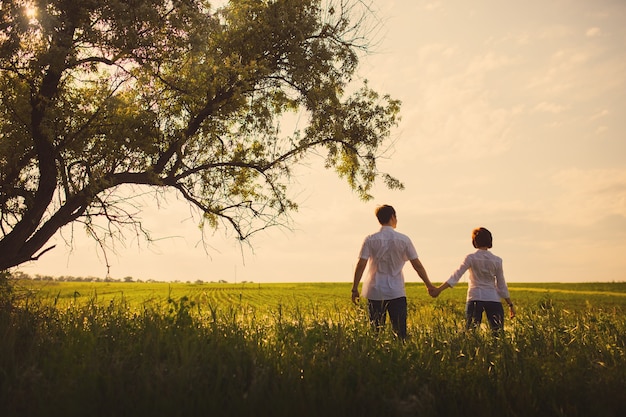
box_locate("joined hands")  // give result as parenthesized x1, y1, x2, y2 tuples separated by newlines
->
(427, 285, 444, 298)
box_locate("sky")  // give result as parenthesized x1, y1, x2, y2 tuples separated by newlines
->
(19, 0, 626, 284)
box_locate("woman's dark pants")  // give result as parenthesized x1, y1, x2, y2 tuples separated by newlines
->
(465, 300, 505, 333)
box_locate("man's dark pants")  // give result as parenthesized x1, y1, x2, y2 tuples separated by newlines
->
(368, 297, 407, 339)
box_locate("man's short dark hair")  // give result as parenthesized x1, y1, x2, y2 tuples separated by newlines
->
(375, 204, 396, 225)
(472, 227, 493, 248)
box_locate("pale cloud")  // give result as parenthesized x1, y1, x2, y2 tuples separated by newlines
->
(589, 109, 609, 120)
(537, 24, 574, 40)
(532, 101, 567, 114)
(406, 45, 518, 161)
(549, 168, 626, 224)
(552, 49, 591, 67)
(526, 48, 591, 95)
(512, 32, 532, 46)
(423, 1, 444, 12)
(413, 190, 533, 220)
(595, 125, 609, 135)
(466, 51, 519, 75)
(411, 85, 515, 161)
(494, 25, 572, 47)
(586, 27, 602, 37)
(414, 43, 458, 75)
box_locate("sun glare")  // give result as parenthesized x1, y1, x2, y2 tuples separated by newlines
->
(24, 2, 38, 23)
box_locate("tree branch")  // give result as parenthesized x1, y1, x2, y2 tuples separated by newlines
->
(29, 245, 56, 261)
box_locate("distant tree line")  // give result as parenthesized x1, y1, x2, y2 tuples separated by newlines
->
(3, 270, 250, 284)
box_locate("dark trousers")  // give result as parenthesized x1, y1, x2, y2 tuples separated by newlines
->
(368, 297, 407, 339)
(465, 300, 505, 333)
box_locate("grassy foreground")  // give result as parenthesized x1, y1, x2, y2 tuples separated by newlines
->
(1, 280, 625, 417)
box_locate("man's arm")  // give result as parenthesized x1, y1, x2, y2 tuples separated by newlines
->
(352, 258, 368, 304)
(410, 258, 434, 290)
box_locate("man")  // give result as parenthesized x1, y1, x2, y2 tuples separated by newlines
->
(352, 204, 434, 339)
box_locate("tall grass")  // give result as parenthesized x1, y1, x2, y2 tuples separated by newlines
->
(1, 285, 625, 417)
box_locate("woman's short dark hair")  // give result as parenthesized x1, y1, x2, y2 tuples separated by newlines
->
(375, 204, 396, 225)
(472, 227, 493, 248)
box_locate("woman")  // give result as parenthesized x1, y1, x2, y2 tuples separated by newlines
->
(430, 227, 515, 333)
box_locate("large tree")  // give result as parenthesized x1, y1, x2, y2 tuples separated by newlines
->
(0, 0, 402, 271)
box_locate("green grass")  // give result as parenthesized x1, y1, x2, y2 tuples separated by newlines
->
(1, 280, 625, 417)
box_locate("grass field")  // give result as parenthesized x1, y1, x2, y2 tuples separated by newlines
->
(1, 279, 625, 416)
(11, 279, 626, 309)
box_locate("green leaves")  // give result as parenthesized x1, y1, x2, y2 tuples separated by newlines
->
(0, 0, 402, 269)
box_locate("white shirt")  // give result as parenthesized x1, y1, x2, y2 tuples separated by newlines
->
(446, 249, 510, 302)
(358, 226, 418, 300)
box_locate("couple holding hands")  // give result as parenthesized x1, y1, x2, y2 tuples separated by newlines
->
(351, 204, 516, 340)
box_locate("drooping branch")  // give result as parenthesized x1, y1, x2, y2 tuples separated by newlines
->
(28, 245, 56, 262)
